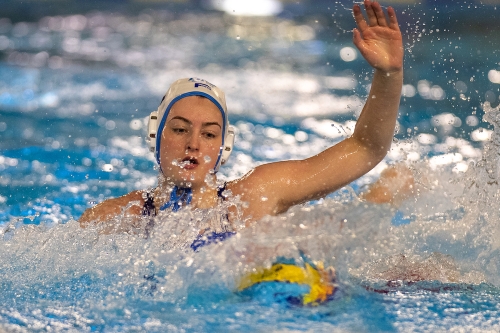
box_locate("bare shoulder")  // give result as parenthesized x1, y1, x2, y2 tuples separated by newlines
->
(79, 190, 146, 227)
(226, 161, 302, 222)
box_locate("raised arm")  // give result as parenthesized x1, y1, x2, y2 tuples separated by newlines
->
(230, 0, 403, 221)
(351, 1, 403, 153)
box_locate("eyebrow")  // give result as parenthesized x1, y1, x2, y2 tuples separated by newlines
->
(169, 116, 221, 128)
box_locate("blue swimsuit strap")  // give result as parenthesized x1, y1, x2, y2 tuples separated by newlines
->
(190, 182, 236, 251)
(141, 186, 194, 238)
(142, 183, 235, 251)
(159, 186, 193, 212)
(146, 183, 226, 214)
(142, 191, 156, 216)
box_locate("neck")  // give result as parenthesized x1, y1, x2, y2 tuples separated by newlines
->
(190, 186, 220, 209)
(155, 176, 220, 210)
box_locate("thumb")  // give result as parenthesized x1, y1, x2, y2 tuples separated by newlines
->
(352, 28, 365, 51)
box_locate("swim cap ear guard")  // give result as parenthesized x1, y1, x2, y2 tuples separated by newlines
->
(147, 78, 235, 172)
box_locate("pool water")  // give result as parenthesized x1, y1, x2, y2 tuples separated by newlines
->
(1, 1, 500, 332)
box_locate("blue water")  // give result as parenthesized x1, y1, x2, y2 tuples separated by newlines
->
(1, 1, 500, 332)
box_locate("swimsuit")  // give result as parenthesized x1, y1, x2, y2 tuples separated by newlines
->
(142, 184, 236, 251)
(142, 186, 337, 305)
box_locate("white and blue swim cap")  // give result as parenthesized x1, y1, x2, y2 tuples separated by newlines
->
(147, 78, 235, 172)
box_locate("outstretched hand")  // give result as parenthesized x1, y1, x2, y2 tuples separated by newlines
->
(353, 0, 403, 73)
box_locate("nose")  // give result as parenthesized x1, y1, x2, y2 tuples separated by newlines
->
(186, 132, 200, 152)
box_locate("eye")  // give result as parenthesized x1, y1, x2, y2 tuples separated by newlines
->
(203, 131, 219, 139)
(172, 127, 187, 134)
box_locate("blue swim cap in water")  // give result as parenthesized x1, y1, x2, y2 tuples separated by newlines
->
(147, 78, 235, 172)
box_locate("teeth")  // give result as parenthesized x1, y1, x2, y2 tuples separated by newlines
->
(181, 158, 197, 166)
(172, 158, 196, 167)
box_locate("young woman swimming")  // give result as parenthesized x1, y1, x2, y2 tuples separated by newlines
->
(80, 1, 404, 239)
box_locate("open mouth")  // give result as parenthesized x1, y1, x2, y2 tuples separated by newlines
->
(181, 157, 199, 169)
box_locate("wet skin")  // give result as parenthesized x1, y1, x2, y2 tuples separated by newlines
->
(79, 0, 404, 228)
(158, 96, 223, 190)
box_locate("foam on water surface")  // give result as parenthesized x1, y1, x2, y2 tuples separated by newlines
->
(2, 143, 500, 331)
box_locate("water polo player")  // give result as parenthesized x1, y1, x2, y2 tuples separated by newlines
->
(79, 1, 405, 305)
(80, 0, 404, 241)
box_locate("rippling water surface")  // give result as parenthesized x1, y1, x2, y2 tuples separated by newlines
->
(1, 1, 500, 332)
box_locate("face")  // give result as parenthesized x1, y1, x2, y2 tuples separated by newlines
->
(159, 96, 223, 189)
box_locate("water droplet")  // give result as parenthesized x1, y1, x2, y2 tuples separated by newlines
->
(236, 35, 240, 40)
(102, 164, 113, 172)
(204, 155, 211, 163)
(222, 189, 233, 198)
(204, 174, 216, 188)
(261, 196, 268, 202)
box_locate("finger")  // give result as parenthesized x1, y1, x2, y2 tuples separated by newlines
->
(387, 6, 400, 30)
(352, 28, 372, 62)
(352, 28, 366, 52)
(364, 0, 378, 27)
(372, 1, 388, 27)
(353, 4, 369, 32)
